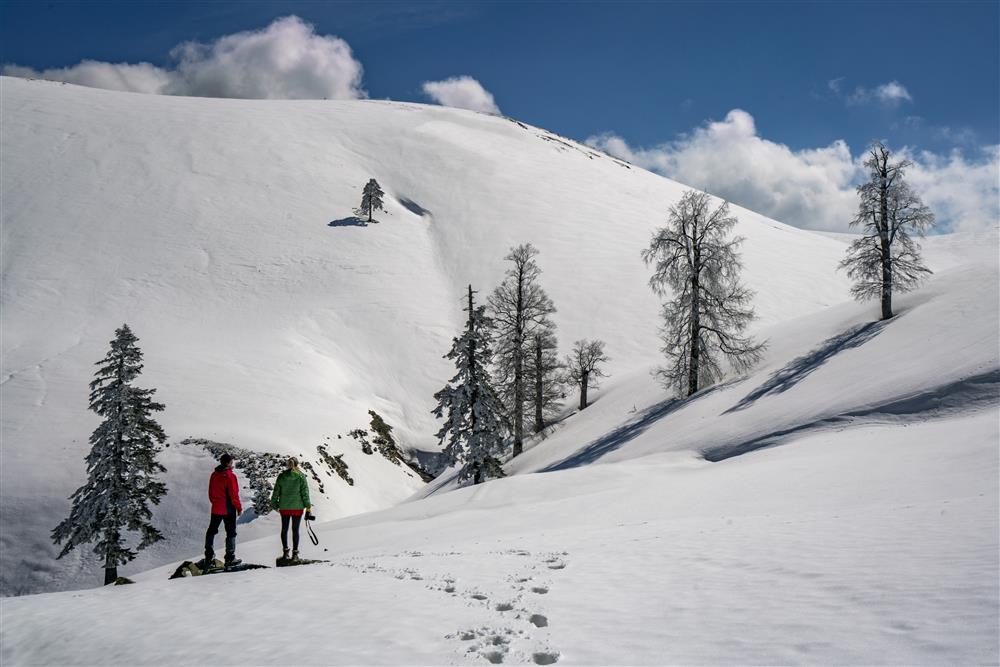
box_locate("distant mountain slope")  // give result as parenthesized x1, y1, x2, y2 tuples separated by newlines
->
(3, 75, 853, 593)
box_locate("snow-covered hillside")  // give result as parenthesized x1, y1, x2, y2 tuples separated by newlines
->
(1, 76, 853, 594)
(1, 76, 997, 664)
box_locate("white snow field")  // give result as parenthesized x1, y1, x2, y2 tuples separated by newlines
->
(1, 76, 998, 665)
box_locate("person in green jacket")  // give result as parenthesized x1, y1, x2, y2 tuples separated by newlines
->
(270, 457, 312, 561)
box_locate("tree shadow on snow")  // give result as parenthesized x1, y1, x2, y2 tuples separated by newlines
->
(704, 369, 999, 462)
(398, 196, 430, 217)
(328, 217, 368, 228)
(724, 320, 889, 414)
(540, 383, 735, 473)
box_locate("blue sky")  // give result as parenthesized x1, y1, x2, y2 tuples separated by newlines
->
(2, 1, 997, 231)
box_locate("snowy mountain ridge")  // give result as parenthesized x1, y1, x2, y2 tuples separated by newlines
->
(1, 76, 997, 665)
(1, 75, 852, 594)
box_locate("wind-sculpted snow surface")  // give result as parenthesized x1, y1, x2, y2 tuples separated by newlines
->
(2, 411, 996, 664)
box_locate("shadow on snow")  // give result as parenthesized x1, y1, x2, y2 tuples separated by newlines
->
(705, 370, 1000, 462)
(725, 320, 889, 414)
(539, 382, 737, 473)
(328, 217, 368, 228)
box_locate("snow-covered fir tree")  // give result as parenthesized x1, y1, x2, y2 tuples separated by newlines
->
(357, 178, 385, 223)
(526, 323, 563, 432)
(642, 190, 765, 397)
(433, 285, 509, 484)
(565, 339, 609, 410)
(488, 243, 556, 456)
(52, 324, 168, 585)
(840, 141, 935, 320)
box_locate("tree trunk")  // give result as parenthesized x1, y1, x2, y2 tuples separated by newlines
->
(467, 285, 480, 483)
(512, 271, 525, 457)
(879, 175, 893, 319)
(880, 238, 893, 319)
(688, 264, 701, 396)
(580, 371, 589, 410)
(533, 337, 543, 433)
(104, 531, 119, 585)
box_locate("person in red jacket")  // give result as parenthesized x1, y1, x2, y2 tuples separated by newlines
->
(204, 453, 243, 567)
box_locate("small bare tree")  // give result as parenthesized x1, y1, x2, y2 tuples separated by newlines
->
(840, 141, 935, 320)
(489, 243, 556, 456)
(565, 339, 609, 410)
(642, 190, 764, 397)
(526, 324, 563, 432)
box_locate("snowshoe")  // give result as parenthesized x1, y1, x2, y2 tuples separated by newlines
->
(275, 555, 328, 567)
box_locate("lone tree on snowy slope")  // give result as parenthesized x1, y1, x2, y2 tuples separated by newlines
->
(526, 323, 564, 433)
(52, 324, 168, 585)
(840, 141, 935, 320)
(488, 243, 557, 456)
(356, 178, 385, 223)
(565, 339, 609, 410)
(433, 285, 509, 484)
(642, 190, 765, 397)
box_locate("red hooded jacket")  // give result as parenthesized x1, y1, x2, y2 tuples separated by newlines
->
(208, 465, 243, 516)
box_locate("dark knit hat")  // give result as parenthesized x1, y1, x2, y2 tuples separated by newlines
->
(219, 453, 233, 466)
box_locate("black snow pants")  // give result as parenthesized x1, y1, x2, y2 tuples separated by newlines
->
(280, 514, 302, 551)
(205, 512, 237, 560)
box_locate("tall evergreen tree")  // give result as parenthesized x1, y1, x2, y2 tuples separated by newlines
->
(526, 323, 563, 432)
(52, 324, 168, 585)
(565, 339, 609, 410)
(488, 243, 556, 456)
(840, 141, 935, 320)
(642, 190, 765, 397)
(357, 178, 385, 223)
(432, 286, 509, 484)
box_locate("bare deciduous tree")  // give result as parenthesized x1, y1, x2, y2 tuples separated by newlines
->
(526, 324, 563, 432)
(840, 141, 935, 320)
(565, 339, 609, 410)
(489, 243, 556, 456)
(642, 190, 764, 397)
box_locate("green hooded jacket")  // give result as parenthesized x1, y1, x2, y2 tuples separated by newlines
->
(271, 469, 311, 511)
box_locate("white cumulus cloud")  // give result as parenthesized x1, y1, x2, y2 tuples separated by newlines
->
(588, 109, 998, 233)
(3, 16, 366, 100)
(421, 76, 500, 114)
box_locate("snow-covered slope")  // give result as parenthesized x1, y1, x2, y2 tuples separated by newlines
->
(5, 241, 996, 662)
(1, 76, 997, 664)
(1, 76, 855, 594)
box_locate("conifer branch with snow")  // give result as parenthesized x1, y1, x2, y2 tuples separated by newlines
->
(433, 285, 509, 484)
(642, 191, 765, 397)
(51, 324, 168, 585)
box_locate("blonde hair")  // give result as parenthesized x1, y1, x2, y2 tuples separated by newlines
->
(286, 456, 299, 471)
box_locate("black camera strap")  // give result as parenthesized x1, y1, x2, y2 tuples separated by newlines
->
(306, 518, 319, 546)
